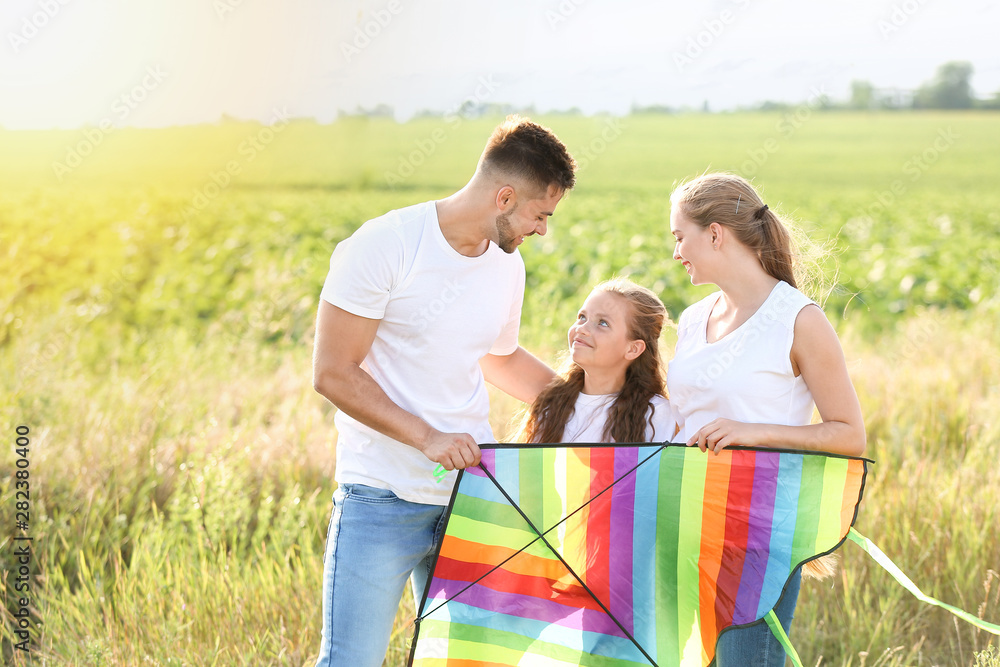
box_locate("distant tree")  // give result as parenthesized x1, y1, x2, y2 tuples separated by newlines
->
(978, 90, 1000, 110)
(756, 100, 794, 111)
(850, 80, 875, 109)
(547, 107, 583, 116)
(869, 87, 913, 110)
(629, 103, 674, 114)
(367, 104, 395, 118)
(914, 61, 974, 109)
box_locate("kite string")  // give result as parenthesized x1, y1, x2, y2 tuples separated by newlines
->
(765, 610, 805, 667)
(848, 528, 1000, 635)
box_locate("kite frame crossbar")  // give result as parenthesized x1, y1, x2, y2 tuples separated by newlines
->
(413, 443, 668, 666)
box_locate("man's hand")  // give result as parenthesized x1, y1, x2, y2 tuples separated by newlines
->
(418, 430, 482, 471)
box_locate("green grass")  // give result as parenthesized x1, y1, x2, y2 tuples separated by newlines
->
(2, 112, 999, 665)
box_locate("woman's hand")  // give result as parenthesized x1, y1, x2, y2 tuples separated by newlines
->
(687, 419, 770, 454)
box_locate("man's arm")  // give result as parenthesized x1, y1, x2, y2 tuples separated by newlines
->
(312, 300, 481, 470)
(479, 346, 556, 404)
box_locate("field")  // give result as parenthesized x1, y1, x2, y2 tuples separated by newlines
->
(2, 111, 999, 666)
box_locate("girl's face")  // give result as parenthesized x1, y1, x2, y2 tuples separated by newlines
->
(568, 290, 644, 374)
(670, 206, 715, 285)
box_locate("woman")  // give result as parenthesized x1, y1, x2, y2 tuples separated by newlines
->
(518, 277, 673, 444)
(666, 173, 866, 666)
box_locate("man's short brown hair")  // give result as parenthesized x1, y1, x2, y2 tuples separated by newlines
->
(479, 115, 576, 196)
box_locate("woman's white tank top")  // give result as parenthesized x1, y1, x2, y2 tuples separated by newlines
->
(666, 281, 817, 442)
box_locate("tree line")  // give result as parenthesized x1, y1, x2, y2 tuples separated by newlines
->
(848, 61, 999, 111)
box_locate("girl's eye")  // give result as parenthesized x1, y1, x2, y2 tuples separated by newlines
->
(599, 319, 609, 327)
(577, 313, 586, 322)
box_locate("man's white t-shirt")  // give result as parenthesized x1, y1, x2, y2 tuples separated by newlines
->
(562, 393, 675, 443)
(320, 201, 525, 505)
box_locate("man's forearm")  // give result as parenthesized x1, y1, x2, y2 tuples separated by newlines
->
(314, 364, 432, 451)
(314, 364, 484, 470)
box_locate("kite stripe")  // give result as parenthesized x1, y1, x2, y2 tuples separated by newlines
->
(696, 447, 730, 654)
(734, 450, 778, 624)
(716, 448, 754, 629)
(611, 447, 638, 633)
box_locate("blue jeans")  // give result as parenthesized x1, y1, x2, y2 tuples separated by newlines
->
(314, 483, 447, 667)
(714, 568, 802, 667)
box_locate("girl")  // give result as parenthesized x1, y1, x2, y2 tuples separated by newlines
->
(518, 277, 673, 444)
(666, 172, 866, 666)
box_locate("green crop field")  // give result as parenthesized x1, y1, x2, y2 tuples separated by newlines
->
(2, 111, 999, 666)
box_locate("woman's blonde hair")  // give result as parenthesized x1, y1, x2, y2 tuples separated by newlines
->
(670, 171, 841, 303)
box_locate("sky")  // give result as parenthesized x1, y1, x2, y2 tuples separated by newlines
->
(1, 0, 998, 129)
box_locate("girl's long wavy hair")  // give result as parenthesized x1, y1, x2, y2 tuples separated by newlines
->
(516, 278, 667, 444)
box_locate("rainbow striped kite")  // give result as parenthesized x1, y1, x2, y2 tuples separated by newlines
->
(407, 443, 869, 667)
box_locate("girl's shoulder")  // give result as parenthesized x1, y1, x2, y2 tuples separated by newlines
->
(649, 393, 671, 409)
(647, 394, 677, 443)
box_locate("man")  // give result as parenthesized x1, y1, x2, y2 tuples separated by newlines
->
(312, 115, 576, 666)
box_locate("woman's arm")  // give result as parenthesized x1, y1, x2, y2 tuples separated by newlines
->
(687, 305, 867, 456)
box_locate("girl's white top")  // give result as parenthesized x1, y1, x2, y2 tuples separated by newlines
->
(667, 281, 818, 441)
(562, 392, 674, 443)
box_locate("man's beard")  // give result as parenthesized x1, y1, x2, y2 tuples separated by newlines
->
(495, 204, 519, 254)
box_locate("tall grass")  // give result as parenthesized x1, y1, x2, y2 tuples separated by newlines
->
(793, 313, 1000, 666)
(1, 325, 337, 665)
(2, 305, 997, 665)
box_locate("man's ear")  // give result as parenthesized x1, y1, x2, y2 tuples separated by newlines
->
(496, 185, 516, 211)
(625, 339, 646, 361)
